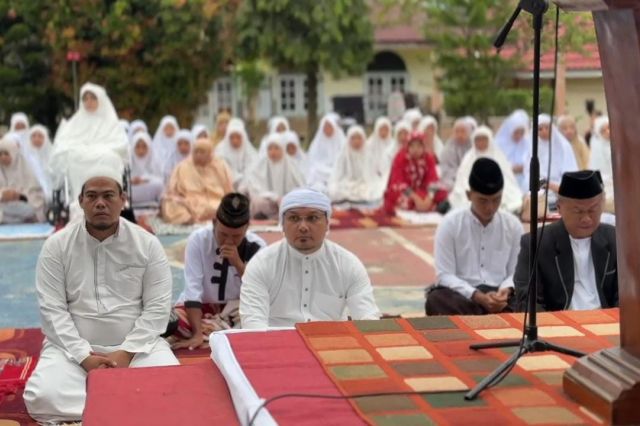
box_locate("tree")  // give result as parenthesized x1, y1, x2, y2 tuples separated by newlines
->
(422, 0, 525, 120)
(43, 0, 226, 130)
(235, 0, 374, 136)
(0, 2, 65, 130)
(0, 1, 227, 132)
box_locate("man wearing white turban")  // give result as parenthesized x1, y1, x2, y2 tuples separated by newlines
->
(240, 188, 380, 328)
(24, 151, 178, 423)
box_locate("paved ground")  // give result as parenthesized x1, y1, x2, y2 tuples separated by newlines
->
(0, 227, 436, 328)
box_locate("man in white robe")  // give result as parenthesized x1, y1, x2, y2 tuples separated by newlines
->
(24, 152, 178, 423)
(427, 158, 522, 315)
(240, 189, 380, 328)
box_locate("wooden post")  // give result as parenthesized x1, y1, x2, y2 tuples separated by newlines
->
(554, 1, 640, 424)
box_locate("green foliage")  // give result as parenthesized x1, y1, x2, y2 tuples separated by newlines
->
(0, 2, 64, 130)
(423, 0, 523, 120)
(235, 0, 375, 131)
(0, 0, 226, 132)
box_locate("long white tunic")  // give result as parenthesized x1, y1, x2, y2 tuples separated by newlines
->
(24, 218, 177, 422)
(176, 226, 266, 305)
(35, 218, 173, 363)
(569, 236, 600, 310)
(435, 208, 523, 299)
(240, 239, 380, 329)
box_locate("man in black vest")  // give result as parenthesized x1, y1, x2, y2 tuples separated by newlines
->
(514, 170, 618, 311)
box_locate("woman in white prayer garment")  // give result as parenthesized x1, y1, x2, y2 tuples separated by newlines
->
(589, 116, 614, 212)
(523, 114, 578, 194)
(495, 109, 531, 193)
(258, 116, 291, 156)
(215, 118, 258, 190)
(9, 112, 30, 147)
(417, 115, 444, 159)
(128, 119, 148, 141)
(392, 120, 412, 157)
(328, 125, 378, 203)
(367, 117, 396, 199)
(305, 113, 347, 192)
(246, 133, 306, 219)
(282, 130, 307, 170)
(403, 108, 422, 131)
(23, 125, 53, 201)
(129, 132, 164, 206)
(162, 129, 193, 184)
(449, 126, 523, 213)
(0, 136, 45, 223)
(191, 124, 210, 141)
(152, 115, 180, 170)
(48, 82, 129, 219)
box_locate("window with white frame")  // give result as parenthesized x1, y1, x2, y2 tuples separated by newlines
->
(365, 72, 408, 123)
(277, 74, 308, 117)
(213, 77, 234, 114)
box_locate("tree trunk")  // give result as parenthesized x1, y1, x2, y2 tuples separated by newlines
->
(306, 66, 319, 148)
(554, 52, 567, 116)
(247, 89, 258, 143)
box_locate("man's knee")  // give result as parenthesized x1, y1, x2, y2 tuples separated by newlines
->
(130, 343, 179, 368)
(24, 366, 85, 422)
(425, 287, 456, 315)
(425, 286, 482, 316)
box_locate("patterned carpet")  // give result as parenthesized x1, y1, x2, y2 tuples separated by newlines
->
(0, 328, 43, 426)
(296, 310, 619, 425)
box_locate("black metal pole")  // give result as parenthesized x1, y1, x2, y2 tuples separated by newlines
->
(526, 9, 544, 342)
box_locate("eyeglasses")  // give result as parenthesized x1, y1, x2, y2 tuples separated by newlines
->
(284, 213, 326, 225)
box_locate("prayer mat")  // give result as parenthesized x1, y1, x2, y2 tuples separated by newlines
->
(145, 215, 210, 236)
(83, 362, 240, 426)
(0, 328, 44, 426)
(330, 209, 432, 230)
(296, 309, 619, 425)
(0, 224, 54, 241)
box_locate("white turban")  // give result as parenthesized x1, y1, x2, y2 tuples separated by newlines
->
(279, 188, 332, 223)
(78, 149, 125, 188)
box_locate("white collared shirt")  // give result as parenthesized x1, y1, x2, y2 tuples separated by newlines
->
(569, 236, 600, 310)
(36, 218, 172, 363)
(240, 239, 380, 329)
(435, 208, 523, 299)
(176, 225, 266, 305)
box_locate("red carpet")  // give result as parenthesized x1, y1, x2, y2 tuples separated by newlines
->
(0, 328, 43, 426)
(83, 362, 239, 426)
(330, 209, 419, 229)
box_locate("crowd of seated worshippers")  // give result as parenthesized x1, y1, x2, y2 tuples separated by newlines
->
(21, 112, 617, 424)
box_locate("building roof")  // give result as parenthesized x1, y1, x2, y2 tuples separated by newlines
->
(540, 44, 601, 71)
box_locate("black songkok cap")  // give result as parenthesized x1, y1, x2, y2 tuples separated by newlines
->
(559, 170, 604, 199)
(216, 193, 250, 228)
(469, 158, 504, 195)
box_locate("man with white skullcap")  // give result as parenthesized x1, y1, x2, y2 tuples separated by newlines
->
(240, 188, 380, 328)
(24, 151, 178, 423)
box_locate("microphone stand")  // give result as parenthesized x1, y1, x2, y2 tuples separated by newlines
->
(464, 0, 585, 401)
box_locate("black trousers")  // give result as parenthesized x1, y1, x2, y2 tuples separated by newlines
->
(425, 285, 515, 316)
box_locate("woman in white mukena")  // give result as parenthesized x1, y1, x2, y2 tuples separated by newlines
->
(48, 82, 129, 220)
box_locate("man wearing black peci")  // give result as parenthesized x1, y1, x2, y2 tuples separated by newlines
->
(171, 193, 266, 350)
(514, 170, 618, 311)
